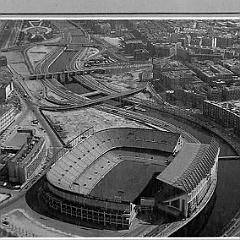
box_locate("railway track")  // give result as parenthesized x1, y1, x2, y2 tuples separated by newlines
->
(99, 104, 199, 144)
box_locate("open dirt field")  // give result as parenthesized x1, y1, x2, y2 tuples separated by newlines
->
(0, 51, 29, 75)
(25, 79, 44, 92)
(26, 45, 57, 69)
(105, 70, 142, 82)
(10, 63, 29, 75)
(96, 70, 142, 92)
(43, 107, 149, 143)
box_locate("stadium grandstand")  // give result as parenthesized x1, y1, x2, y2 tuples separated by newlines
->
(43, 127, 219, 229)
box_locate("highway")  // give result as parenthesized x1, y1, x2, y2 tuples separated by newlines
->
(13, 75, 63, 151)
(40, 86, 146, 111)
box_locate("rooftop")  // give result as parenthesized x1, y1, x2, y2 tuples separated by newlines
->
(162, 70, 195, 79)
(0, 105, 12, 117)
(157, 140, 219, 192)
(10, 136, 43, 165)
(210, 64, 234, 75)
(3, 131, 31, 150)
(0, 80, 11, 89)
(124, 39, 143, 44)
(210, 100, 240, 116)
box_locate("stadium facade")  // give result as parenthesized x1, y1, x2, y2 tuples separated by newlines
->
(43, 127, 220, 230)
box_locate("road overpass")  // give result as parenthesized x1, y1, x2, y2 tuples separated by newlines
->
(28, 61, 153, 80)
(39, 86, 145, 111)
(36, 42, 102, 48)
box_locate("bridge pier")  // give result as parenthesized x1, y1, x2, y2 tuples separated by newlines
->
(58, 74, 64, 84)
(38, 74, 44, 80)
(45, 73, 52, 79)
(64, 73, 69, 84)
(69, 72, 75, 77)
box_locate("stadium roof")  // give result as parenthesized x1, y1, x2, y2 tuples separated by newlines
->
(47, 128, 180, 202)
(157, 139, 219, 192)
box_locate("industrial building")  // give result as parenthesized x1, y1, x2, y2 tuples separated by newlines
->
(43, 127, 219, 229)
(0, 105, 16, 134)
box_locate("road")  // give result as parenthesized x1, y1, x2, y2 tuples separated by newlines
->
(15, 76, 63, 151)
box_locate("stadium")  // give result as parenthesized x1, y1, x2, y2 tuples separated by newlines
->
(43, 127, 220, 229)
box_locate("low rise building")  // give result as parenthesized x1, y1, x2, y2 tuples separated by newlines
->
(203, 100, 240, 136)
(209, 64, 234, 79)
(174, 89, 207, 109)
(7, 135, 46, 184)
(153, 59, 189, 79)
(124, 39, 144, 54)
(1, 128, 34, 153)
(214, 36, 234, 48)
(0, 56, 7, 67)
(207, 87, 223, 101)
(0, 105, 16, 134)
(139, 70, 153, 81)
(0, 80, 14, 103)
(223, 86, 240, 101)
(201, 36, 214, 47)
(186, 61, 235, 83)
(152, 43, 176, 58)
(177, 47, 223, 62)
(133, 49, 150, 61)
(220, 59, 240, 77)
(161, 69, 197, 90)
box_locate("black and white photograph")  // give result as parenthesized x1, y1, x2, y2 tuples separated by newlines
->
(0, 1, 240, 238)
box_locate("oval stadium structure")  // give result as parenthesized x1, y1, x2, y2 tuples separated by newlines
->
(43, 127, 220, 230)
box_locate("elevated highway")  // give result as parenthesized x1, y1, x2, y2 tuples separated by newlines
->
(40, 86, 146, 111)
(28, 61, 153, 80)
(36, 42, 102, 48)
(218, 156, 240, 160)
